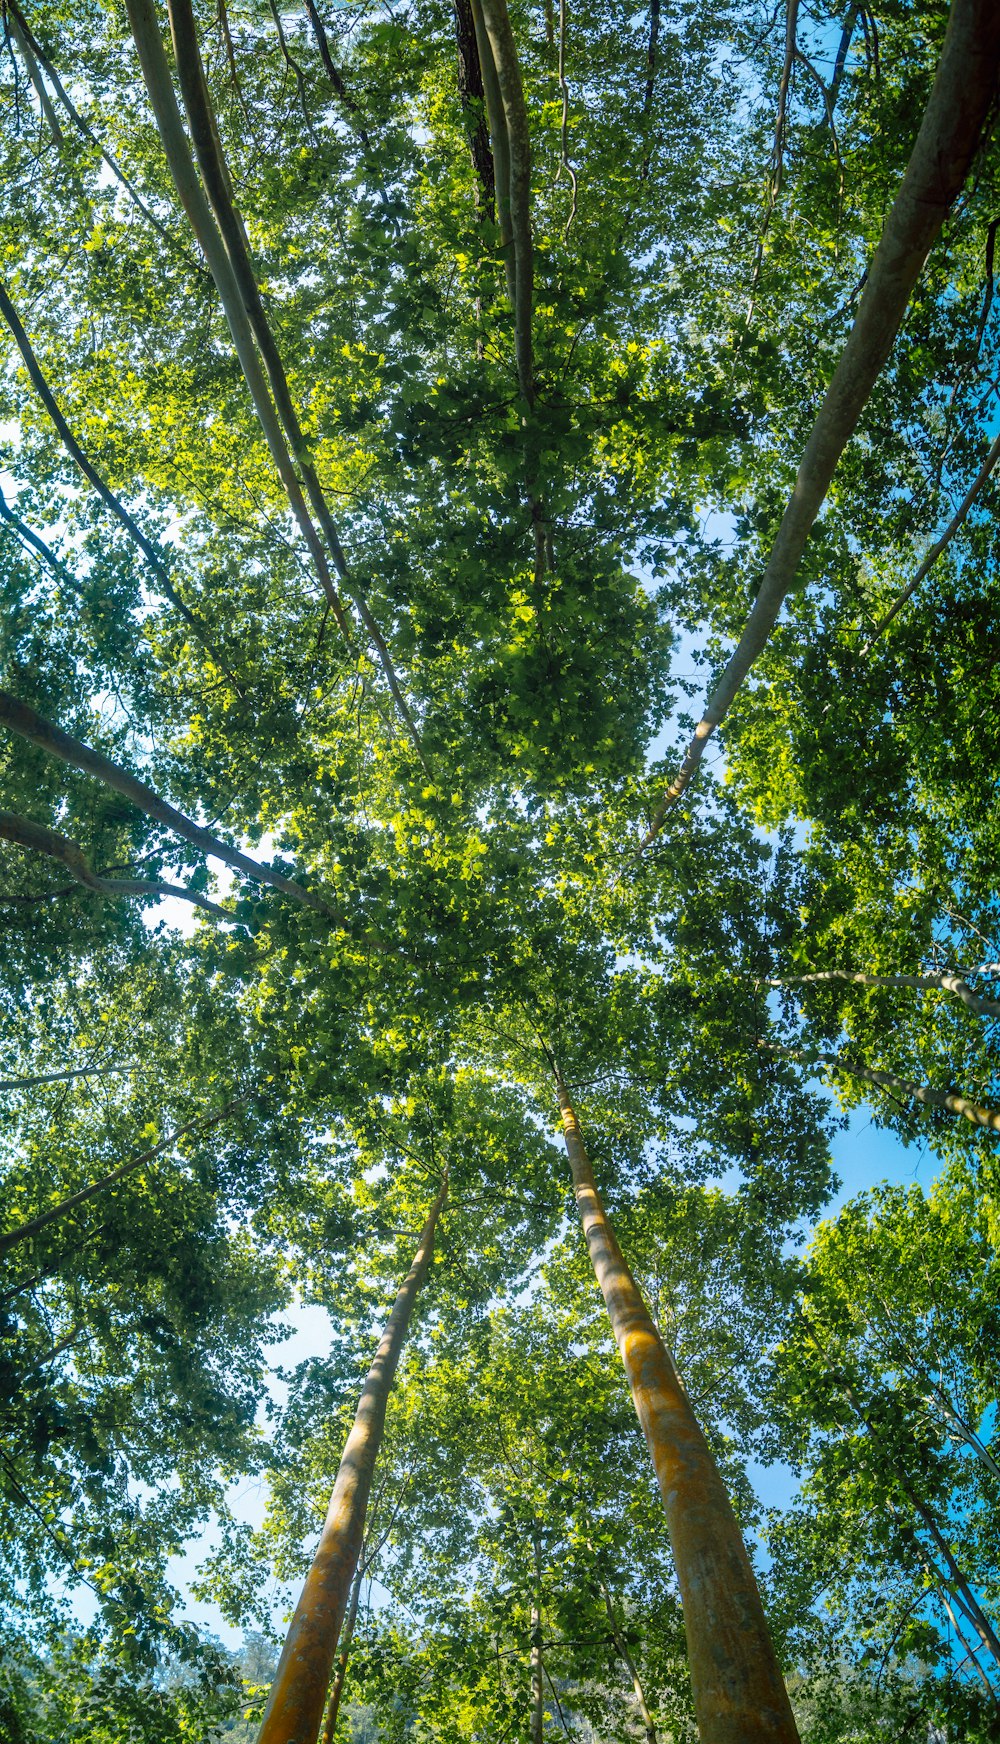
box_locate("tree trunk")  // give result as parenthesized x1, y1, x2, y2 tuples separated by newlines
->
(770, 1042, 1000, 1133)
(124, 0, 350, 635)
(476, 0, 534, 405)
(555, 1074, 799, 1744)
(320, 1557, 364, 1744)
(642, 0, 1000, 837)
(802, 1313, 1000, 1677)
(768, 967, 1000, 1020)
(594, 1566, 658, 1744)
(256, 1175, 448, 1744)
(530, 1525, 544, 1744)
(453, 0, 496, 217)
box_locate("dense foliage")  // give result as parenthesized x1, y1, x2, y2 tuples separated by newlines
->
(1, 0, 999, 1738)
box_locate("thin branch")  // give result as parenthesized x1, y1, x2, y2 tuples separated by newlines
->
(0, 1095, 248, 1256)
(0, 1064, 134, 1093)
(553, 0, 577, 233)
(861, 425, 1000, 649)
(0, 282, 238, 684)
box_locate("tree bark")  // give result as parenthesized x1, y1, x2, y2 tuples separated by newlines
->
(256, 1175, 448, 1744)
(555, 1074, 799, 1744)
(768, 967, 1000, 1021)
(642, 0, 1000, 841)
(319, 1557, 364, 1744)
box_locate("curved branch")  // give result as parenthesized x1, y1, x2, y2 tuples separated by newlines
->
(0, 809, 232, 920)
(642, 0, 1000, 844)
(770, 1042, 1000, 1133)
(0, 481, 82, 594)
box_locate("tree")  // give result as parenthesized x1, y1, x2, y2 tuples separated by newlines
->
(1, 0, 999, 1739)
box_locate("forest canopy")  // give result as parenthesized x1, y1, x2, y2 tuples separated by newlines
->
(1, 0, 999, 1740)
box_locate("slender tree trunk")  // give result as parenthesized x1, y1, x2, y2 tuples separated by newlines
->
(320, 1557, 364, 1744)
(642, 0, 1000, 838)
(530, 1525, 544, 1744)
(476, 0, 534, 405)
(5, 0, 189, 256)
(770, 1042, 1000, 1133)
(256, 1175, 448, 1744)
(124, 0, 350, 634)
(453, 0, 496, 218)
(165, 0, 426, 760)
(0, 1065, 131, 1094)
(801, 1310, 1000, 1676)
(555, 1074, 799, 1744)
(767, 967, 1000, 1020)
(935, 1582, 996, 1698)
(594, 1567, 658, 1744)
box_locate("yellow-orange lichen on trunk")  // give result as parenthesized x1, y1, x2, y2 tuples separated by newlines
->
(556, 1077, 800, 1744)
(256, 1175, 447, 1744)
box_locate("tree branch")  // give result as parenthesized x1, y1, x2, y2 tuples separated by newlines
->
(861, 424, 1000, 649)
(0, 1095, 248, 1256)
(0, 280, 238, 685)
(0, 688, 348, 925)
(0, 808, 233, 919)
(641, 0, 1000, 845)
(768, 967, 1000, 1020)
